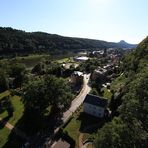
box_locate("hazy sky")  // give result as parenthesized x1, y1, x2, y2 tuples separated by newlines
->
(0, 0, 148, 43)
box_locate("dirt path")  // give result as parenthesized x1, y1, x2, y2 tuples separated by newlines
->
(0, 117, 28, 140)
(79, 133, 84, 148)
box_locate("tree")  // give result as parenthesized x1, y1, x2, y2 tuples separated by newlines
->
(22, 78, 49, 130)
(31, 62, 45, 75)
(94, 117, 148, 148)
(94, 37, 148, 148)
(22, 75, 72, 131)
(0, 69, 9, 92)
(10, 63, 26, 77)
(45, 75, 72, 110)
(0, 96, 14, 117)
(10, 63, 26, 88)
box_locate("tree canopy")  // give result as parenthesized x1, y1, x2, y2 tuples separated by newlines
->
(94, 36, 148, 148)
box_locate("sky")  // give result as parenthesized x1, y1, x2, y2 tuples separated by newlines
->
(0, 0, 148, 44)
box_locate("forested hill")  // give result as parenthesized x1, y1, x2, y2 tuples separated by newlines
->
(0, 27, 136, 55)
(118, 40, 137, 49)
(94, 36, 148, 148)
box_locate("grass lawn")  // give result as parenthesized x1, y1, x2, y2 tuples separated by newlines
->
(56, 57, 70, 63)
(63, 107, 82, 147)
(64, 117, 81, 143)
(0, 91, 10, 100)
(12, 54, 50, 68)
(103, 87, 112, 100)
(0, 91, 24, 147)
(63, 107, 103, 148)
(0, 128, 11, 147)
(1, 54, 51, 69)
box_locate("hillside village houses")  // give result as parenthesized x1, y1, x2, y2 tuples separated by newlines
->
(91, 66, 107, 81)
(71, 71, 84, 86)
(83, 94, 108, 118)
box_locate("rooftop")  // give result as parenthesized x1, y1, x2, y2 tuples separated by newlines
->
(94, 67, 107, 74)
(52, 139, 70, 148)
(83, 94, 108, 108)
(75, 56, 89, 61)
(73, 71, 83, 76)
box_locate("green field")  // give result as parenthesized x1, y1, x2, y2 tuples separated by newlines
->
(11, 54, 50, 68)
(103, 87, 112, 100)
(63, 106, 105, 147)
(56, 57, 70, 63)
(0, 91, 24, 147)
(0, 128, 11, 147)
(63, 110, 81, 147)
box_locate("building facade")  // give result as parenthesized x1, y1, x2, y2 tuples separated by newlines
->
(71, 71, 84, 85)
(83, 94, 108, 118)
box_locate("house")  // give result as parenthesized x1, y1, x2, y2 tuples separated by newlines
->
(73, 56, 89, 62)
(91, 67, 107, 81)
(83, 94, 108, 118)
(71, 71, 84, 85)
(52, 138, 70, 148)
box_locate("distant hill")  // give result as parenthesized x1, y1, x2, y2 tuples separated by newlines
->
(0, 27, 136, 55)
(117, 40, 137, 49)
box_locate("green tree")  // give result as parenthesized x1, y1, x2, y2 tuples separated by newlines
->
(0, 69, 9, 92)
(0, 96, 14, 117)
(22, 75, 72, 131)
(10, 63, 26, 88)
(32, 62, 45, 75)
(45, 75, 72, 110)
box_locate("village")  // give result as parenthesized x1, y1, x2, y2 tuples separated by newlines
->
(46, 48, 123, 148)
(0, 1, 147, 147)
(0, 47, 124, 148)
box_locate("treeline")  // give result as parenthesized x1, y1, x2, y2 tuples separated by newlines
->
(94, 36, 148, 148)
(0, 59, 76, 134)
(0, 27, 134, 56)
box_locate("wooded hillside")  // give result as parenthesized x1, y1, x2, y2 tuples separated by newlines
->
(0, 27, 136, 56)
(94, 36, 148, 148)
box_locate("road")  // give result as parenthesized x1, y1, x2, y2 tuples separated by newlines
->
(31, 74, 91, 147)
(62, 74, 91, 122)
(46, 74, 91, 147)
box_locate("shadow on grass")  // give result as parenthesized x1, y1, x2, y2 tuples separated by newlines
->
(0, 116, 10, 130)
(76, 112, 105, 134)
(2, 115, 28, 148)
(55, 129, 75, 148)
(2, 110, 64, 148)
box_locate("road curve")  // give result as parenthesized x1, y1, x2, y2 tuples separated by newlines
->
(62, 74, 91, 122)
(45, 74, 91, 147)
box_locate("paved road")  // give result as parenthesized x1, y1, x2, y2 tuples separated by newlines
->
(62, 74, 91, 122)
(46, 74, 91, 147)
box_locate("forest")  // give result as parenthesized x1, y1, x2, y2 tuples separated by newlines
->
(0, 27, 136, 56)
(94, 36, 148, 148)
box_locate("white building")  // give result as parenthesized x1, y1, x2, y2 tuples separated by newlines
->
(83, 94, 108, 118)
(74, 56, 89, 62)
